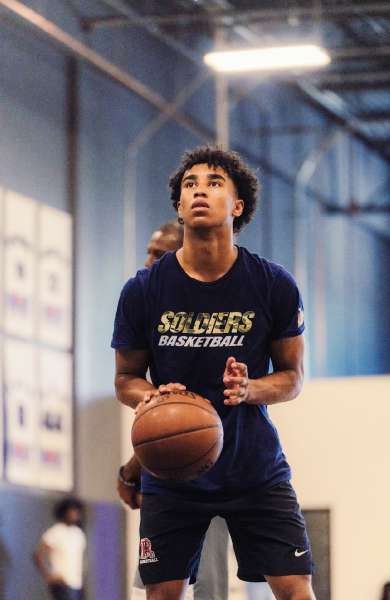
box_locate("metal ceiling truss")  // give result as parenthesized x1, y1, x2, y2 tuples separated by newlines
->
(84, 2, 390, 29)
(89, 0, 390, 163)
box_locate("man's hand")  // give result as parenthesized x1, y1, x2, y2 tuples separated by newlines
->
(47, 574, 66, 585)
(223, 357, 249, 405)
(117, 455, 143, 509)
(135, 382, 186, 414)
(117, 479, 142, 509)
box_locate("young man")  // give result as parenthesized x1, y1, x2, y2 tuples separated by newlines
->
(117, 220, 229, 600)
(33, 497, 86, 600)
(112, 146, 315, 600)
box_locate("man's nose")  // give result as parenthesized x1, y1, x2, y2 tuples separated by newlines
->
(194, 188, 207, 197)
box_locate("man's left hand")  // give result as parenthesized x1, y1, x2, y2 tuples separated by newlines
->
(223, 357, 250, 405)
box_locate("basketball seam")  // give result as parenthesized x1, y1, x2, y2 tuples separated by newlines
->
(133, 423, 222, 447)
(134, 401, 218, 423)
(149, 434, 224, 473)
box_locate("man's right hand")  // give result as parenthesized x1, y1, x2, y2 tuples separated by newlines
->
(117, 477, 142, 509)
(117, 455, 143, 509)
(135, 382, 187, 414)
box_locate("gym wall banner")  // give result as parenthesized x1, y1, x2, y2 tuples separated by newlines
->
(38, 205, 72, 351)
(0, 189, 73, 491)
(3, 190, 36, 340)
(4, 338, 37, 486)
(37, 348, 73, 491)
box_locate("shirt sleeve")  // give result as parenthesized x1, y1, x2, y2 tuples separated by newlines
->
(269, 266, 305, 341)
(111, 275, 149, 350)
(42, 525, 57, 546)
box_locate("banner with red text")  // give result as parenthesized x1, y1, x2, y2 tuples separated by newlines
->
(3, 190, 37, 339)
(37, 205, 72, 350)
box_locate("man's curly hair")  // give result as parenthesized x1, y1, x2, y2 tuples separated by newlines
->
(169, 146, 259, 234)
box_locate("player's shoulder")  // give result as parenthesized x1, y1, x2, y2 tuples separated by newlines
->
(127, 251, 176, 286)
(239, 248, 299, 301)
(240, 247, 293, 282)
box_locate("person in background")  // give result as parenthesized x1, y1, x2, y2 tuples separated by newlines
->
(33, 497, 86, 600)
(117, 219, 229, 600)
(381, 582, 390, 600)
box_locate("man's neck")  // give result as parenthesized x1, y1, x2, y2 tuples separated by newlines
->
(176, 228, 238, 282)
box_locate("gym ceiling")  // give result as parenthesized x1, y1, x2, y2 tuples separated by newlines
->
(78, 0, 390, 164)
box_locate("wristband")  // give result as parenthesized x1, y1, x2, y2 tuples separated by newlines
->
(118, 466, 137, 488)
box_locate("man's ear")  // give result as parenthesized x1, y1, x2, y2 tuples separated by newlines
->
(177, 201, 182, 218)
(232, 199, 244, 217)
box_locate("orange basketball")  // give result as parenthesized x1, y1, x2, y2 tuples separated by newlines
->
(131, 390, 223, 482)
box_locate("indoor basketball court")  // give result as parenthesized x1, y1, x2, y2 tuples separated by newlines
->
(0, 2, 390, 600)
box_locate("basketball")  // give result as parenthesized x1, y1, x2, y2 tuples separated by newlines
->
(131, 390, 223, 482)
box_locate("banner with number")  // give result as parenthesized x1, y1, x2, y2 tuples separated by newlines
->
(38, 205, 72, 350)
(37, 348, 73, 490)
(1, 189, 73, 490)
(3, 190, 37, 339)
(0, 187, 4, 329)
(4, 338, 37, 485)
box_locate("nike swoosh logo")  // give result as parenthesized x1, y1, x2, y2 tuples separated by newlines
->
(295, 549, 309, 557)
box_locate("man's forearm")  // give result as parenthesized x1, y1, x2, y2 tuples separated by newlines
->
(121, 454, 142, 480)
(246, 369, 303, 406)
(33, 547, 52, 581)
(115, 375, 155, 409)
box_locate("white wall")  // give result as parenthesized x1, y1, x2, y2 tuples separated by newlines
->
(270, 376, 390, 600)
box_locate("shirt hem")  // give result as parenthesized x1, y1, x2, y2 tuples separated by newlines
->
(141, 472, 291, 503)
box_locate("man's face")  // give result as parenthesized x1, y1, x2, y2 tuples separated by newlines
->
(63, 507, 83, 527)
(177, 163, 243, 230)
(145, 231, 181, 267)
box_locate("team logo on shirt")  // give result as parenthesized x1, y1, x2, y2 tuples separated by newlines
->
(157, 311, 254, 348)
(140, 538, 158, 563)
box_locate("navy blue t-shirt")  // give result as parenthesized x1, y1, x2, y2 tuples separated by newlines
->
(111, 247, 304, 501)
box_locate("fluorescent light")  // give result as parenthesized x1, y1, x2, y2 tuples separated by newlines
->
(204, 45, 330, 72)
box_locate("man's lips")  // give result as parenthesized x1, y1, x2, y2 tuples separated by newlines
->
(191, 200, 210, 209)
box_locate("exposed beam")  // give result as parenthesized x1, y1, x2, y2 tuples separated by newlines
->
(244, 125, 325, 137)
(324, 202, 390, 214)
(330, 45, 390, 60)
(289, 80, 390, 161)
(313, 70, 390, 90)
(84, 2, 390, 28)
(354, 110, 390, 122)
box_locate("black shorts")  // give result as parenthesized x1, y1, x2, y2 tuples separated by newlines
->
(139, 481, 315, 585)
(49, 585, 82, 600)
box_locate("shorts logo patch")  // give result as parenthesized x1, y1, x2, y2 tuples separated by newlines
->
(295, 549, 308, 557)
(140, 538, 159, 563)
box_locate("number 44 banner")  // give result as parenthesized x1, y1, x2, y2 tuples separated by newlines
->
(37, 347, 73, 490)
(4, 339, 73, 490)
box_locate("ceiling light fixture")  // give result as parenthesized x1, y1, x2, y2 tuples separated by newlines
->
(204, 45, 330, 72)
